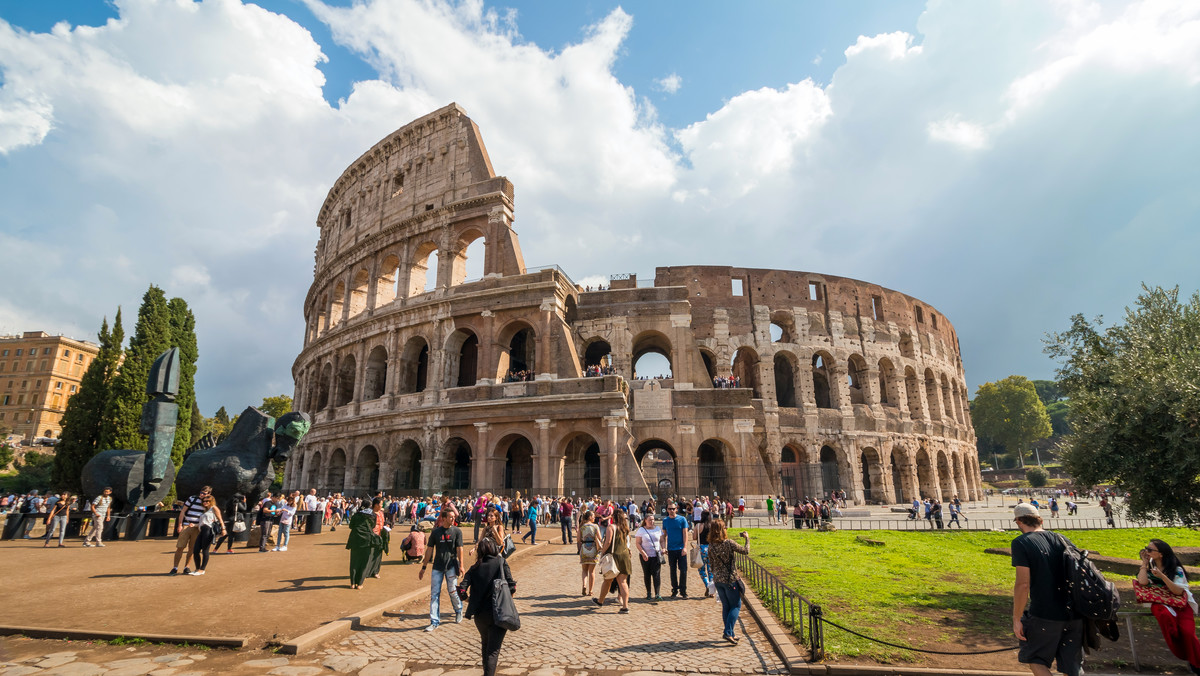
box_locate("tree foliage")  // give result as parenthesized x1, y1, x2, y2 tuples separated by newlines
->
(0, 422, 14, 471)
(1032, 380, 1065, 406)
(1025, 466, 1050, 488)
(51, 311, 125, 492)
(1045, 285, 1200, 526)
(167, 297, 198, 474)
(100, 286, 172, 451)
(259, 395, 293, 419)
(971, 376, 1052, 468)
(0, 450, 54, 494)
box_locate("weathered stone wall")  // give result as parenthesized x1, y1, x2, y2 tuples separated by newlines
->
(286, 104, 981, 507)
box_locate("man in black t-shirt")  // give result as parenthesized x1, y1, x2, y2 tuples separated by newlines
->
(1011, 503, 1083, 676)
(418, 511, 464, 631)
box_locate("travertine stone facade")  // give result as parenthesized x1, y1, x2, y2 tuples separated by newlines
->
(286, 103, 981, 505)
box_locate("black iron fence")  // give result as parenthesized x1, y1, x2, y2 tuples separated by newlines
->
(735, 550, 824, 660)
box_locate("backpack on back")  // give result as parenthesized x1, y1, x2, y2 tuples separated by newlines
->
(1057, 533, 1120, 621)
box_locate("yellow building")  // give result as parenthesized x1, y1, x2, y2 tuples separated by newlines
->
(0, 331, 100, 442)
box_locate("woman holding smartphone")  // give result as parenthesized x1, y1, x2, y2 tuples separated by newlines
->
(1137, 539, 1200, 674)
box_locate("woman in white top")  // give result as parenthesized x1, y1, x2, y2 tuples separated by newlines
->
(190, 495, 224, 575)
(634, 513, 664, 602)
(274, 497, 297, 551)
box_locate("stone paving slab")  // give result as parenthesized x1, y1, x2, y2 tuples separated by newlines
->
(329, 548, 786, 674)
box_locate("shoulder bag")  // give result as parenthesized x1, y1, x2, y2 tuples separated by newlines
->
(688, 543, 704, 569)
(598, 534, 618, 580)
(1133, 579, 1188, 609)
(502, 534, 516, 559)
(491, 576, 521, 630)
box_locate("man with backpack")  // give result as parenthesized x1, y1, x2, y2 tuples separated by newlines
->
(1011, 503, 1084, 676)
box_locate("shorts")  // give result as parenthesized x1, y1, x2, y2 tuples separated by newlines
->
(1018, 612, 1084, 676)
(176, 524, 200, 551)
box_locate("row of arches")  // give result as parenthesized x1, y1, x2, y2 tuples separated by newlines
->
(778, 442, 981, 503)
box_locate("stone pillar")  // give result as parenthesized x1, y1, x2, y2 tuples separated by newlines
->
(384, 329, 399, 400)
(535, 419, 552, 494)
(602, 415, 624, 496)
(907, 457, 920, 503)
(473, 422, 490, 490)
(327, 354, 340, 413)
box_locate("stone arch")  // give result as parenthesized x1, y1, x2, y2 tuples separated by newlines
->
(375, 253, 401, 308)
(846, 354, 868, 405)
(317, 362, 333, 409)
(952, 451, 970, 501)
(698, 347, 718, 383)
(583, 338, 612, 369)
(563, 295, 578, 325)
(392, 439, 422, 492)
(635, 439, 677, 501)
(731, 346, 760, 397)
(409, 241, 439, 296)
(445, 437, 472, 491)
(325, 448, 347, 493)
(335, 354, 357, 407)
(399, 336, 430, 394)
(697, 438, 731, 498)
(451, 228, 486, 286)
(924, 368, 942, 420)
(773, 351, 798, 408)
(941, 374, 957, 423)
(878, 358, 898, 407)
(904, 366, 923, 420)
(632, 330, 673, 379)
(303, 449, 323, 490)
(769, 311, 795, 343)
(819, 444, 843, 497)
(354, 444, 380, 494)
(561, 432, 602, 496)
(889, 446, 909, 503)
(914, 446, 935, 499)
(330, 280, 346, 327)
(860, 447, 884, 504)
(364, 345, 388, 400)
(497, 434, 535, 493)
(445, 328, 479, 388)
(812, 351, 836, 409)
(780, 444, 814, 501)
(497, 320, 537, 380)
(936, 450, 954, 500)
(348, 268, 370, 319)
(315, 294, 328, 335)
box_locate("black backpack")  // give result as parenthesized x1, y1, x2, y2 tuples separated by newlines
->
(1056, 533, 1120, 621)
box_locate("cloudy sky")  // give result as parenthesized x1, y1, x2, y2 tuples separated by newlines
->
(1, 0, 1197, 416)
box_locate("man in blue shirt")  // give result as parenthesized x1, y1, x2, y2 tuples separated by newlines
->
(521, 500, 539, 544)
(661, 503, 690, 598)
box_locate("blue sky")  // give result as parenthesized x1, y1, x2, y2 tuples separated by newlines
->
(1, 0, 1197, 416)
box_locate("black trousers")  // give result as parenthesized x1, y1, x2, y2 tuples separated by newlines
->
(640, 555, 661, 597)
(474, 612, 508, 676)
(667, 549, 687, 595)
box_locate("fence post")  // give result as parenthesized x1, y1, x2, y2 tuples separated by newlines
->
(809, 603, 824, 661)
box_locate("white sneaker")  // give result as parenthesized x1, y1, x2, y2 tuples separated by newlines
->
(280, 546, 287, 551)
(424, 624, 437, 632)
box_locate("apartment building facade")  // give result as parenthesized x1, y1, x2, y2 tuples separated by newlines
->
(0, 331, 100, 442)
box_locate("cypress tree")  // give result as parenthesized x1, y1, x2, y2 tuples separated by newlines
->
(51, 310, 124, 493)
(214, 406, 230, 438)
(167, 297, 198, 476)
(189, 400, 204, 446)
(100, 286, 172, 451)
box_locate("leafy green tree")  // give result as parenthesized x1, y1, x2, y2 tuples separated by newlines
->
(0, 423, 14, 471)
(971, 376, 1052, 468)
(167, 297, 198, 475)
(0, 450, 54, 494)
(259, 395, 293, 419)
(1032, 380, 1065, 406)
(1025, 466, 1050, 488)
(51, 311, 125, 492)
(1046, 284, 1200, 526)
(189, 400, 204, 445)
(212, 406, 231, 438)
(100, 286, 172, 451)
(1045, 400, 1071, 437)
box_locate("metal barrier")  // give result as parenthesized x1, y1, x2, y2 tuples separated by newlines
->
(735, 550, 824, 660)
(757, 516, 1171, 531)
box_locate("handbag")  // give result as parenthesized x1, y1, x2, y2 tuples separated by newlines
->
(232, 515, 247, 533)
(1133, 580, 1187, 608)
(599, 552, 618, 580)
(688, 544, 704, 569)
(491, 577, 521, 630)
(502, 534, 516, 559)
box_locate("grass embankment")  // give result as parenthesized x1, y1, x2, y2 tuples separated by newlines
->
(748, 528, 1200, 661)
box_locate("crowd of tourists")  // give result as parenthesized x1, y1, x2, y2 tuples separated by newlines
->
(502, 370, 535, 383)
(584, 364, 616, 377)
(712, 375, 741, 389)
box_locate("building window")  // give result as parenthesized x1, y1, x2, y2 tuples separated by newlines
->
(77, 354, 84, 362)
(0, 412, 4, 420)
(69, 385, 76, 393)
(17, 395, 24, 405)
(20, 381, 27, 389)
(1, 395, 8, 405)
(16, 349, 23, 356)
(26, 361, 33, 372)
(55, 381, 62, 390)
(0, 350, 6, 357)
(40, 360, 47, 371)
(63, 349, 70, 358)
(0, 363, 4, 373)
(35, 380, 41, 388)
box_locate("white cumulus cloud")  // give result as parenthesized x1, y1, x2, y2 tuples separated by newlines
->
(655, 72, 682, 94)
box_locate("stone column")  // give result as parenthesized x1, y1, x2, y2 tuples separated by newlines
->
(473, 422, 490, 490)
(535, 419, 552, 494)
(603, 415, 624, 497)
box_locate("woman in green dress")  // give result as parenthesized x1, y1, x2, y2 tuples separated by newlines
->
(347, 504, 382, 589)
(593, 509, 631, 612)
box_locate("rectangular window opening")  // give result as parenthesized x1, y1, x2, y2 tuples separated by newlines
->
(871, 296, 883, 321)
(808, 282, 822, 301)
(932, 313, 939, 329)
(731, 278, 744, 297)
(916, 306, 924, 323)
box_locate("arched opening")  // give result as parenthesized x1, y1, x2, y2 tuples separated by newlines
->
(356, 445, 380, 494)
(915, 448, 935, 499)
(348, 268, 370, 318)
(449, 439, 472, 491)
(632, 331, 673, 380)
(408, 242, 439, 296)
(452, 230, 486, 286)
(317, 362, 332, 409)
(942, 375, 956, 424)
(330, 281, 345, 327)
(399, 337, 430, 394)
(316, 294, 328, 335)
(904, 366, 923, 420)
(697, 439, 730, 498)
(878, 358, 897, 406)
(499, 323, 536, 381)
(773, 353, 797, 407)
(335, 355, 356, 407)
(819, 445, 841, 497)
(847, 355, 868, 405)
(699, 349, 718, 384)
(952, 453, 969, 501)
(813, 353, 834, 409)
(394, 440, 422, 491)
(860, 447, 883, 504)
(936, 451, 954, 499)
(635, 440, 676, 504)
(563, 434, 602, 496)
(770, 312, 795, 343)
(730, 347, 760, 396)
(780, 446, 809, 502)
(502, 436, 534, 493)
(325, 448, 347, 493)
(364, 346, 388, 400)
(445, 329, 479, 388)
(924, 368, 942, 420)
(304, 451, 322, 490)
(563, 296, 578, 325)
(890, 448, 907, 503)
(583, 339, 612, 375)
(375, 254, 401, 308)
(899, 332, 915, 358)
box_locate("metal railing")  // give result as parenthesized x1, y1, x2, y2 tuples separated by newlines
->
(735, 551, 824, 660)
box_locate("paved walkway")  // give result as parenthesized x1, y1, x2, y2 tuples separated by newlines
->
(325, 546, 787, 675)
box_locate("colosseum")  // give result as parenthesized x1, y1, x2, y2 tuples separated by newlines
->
(284, 103, 981, 507)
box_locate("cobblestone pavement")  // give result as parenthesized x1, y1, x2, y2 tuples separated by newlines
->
(328, 546, 787, 675)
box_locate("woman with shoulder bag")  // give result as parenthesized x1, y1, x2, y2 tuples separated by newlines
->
(456, 537, 517, 676)
(593, 509, 631, 612)
(189, 495, 224, 575)
(215, 493, 246, 554)
(577, 510, 600, 596)
(693, 511, 713, 597)
(706, 519, 750, 644)
(1136, 539, 1200, 674)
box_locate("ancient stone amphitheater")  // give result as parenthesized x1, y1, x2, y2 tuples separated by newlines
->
(285, 103, 981, 506)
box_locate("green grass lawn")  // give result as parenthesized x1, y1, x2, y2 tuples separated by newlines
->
(746, 527, 1200, 661)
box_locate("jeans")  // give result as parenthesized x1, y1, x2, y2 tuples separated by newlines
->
(667, 549, 688, 595)
(640, 555, 661, 597)
(259, 521, 274, 550)
(44, 515, 68, 545)
(715, 581, 742, 638)
(474, 612, 508, 676)
(521, 518, 537, 543)
(697, 544, 711, 587)
(429, 568, 462, 626)
(560, 514, 574, 544)
(276, 525, 291, 548)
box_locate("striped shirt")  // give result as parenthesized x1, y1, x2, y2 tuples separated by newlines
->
(181, 495, 206, 525)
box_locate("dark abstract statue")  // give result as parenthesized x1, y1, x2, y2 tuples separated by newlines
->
(81, 348, 181, 512)
(175, 407, 311, 507)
